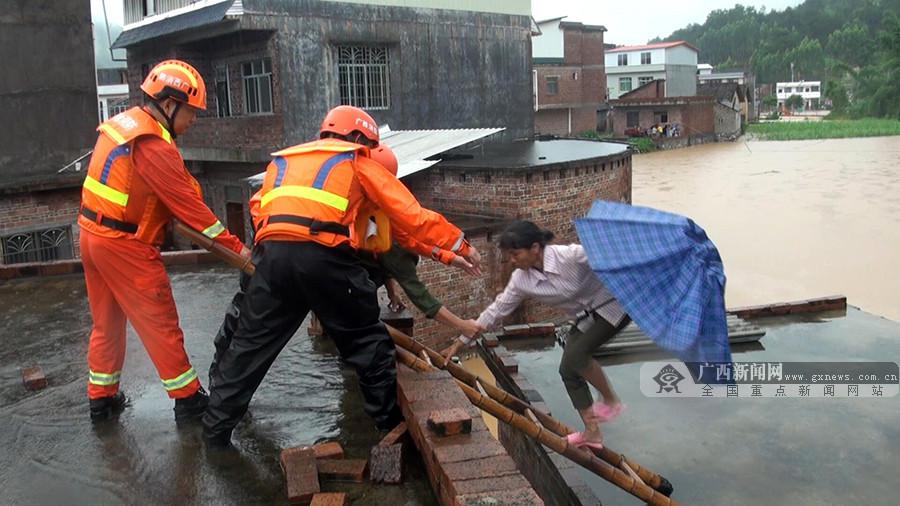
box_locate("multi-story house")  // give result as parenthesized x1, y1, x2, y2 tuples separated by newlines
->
(112, 0, 534, 241)
(776, 80, 821, 110)
(604, 41, 698, 99)
(532, 16, 607, 136)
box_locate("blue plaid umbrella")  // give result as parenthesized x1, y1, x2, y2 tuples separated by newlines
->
(574, 201, 732, 368)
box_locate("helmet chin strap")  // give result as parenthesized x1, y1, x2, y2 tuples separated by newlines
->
(150, 100, 181, 140)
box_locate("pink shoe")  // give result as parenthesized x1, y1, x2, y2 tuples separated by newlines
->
(566, 431, 604, 450)
(592, 402, 626, 423)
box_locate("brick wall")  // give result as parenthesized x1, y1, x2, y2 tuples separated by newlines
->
(401, 150, 632, 349)
(125, 34, 286, 151)
(0, 188, 82, 263)
(610, 99, 715, 137)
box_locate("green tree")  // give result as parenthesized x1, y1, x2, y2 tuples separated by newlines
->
(786, 94, 805, 111)
(826, 22, 872, 67)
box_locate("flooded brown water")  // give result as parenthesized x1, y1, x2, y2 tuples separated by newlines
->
(633, 136, 900, 321)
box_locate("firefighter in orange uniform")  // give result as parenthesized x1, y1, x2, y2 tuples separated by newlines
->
(80, 59, 250, 423)
(203, 106, 481, 446)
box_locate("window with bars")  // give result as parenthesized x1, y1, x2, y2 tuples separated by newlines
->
(216, 64, 232, 118)
(1, 226, 74, 265)
(337, 46, 390, 110)
(638, 76, 653, 86)
(619, 77, 632, 92)
(546, 76, 559, 95)
(109, 97, 129, 117)
(242, 58, 273, 115)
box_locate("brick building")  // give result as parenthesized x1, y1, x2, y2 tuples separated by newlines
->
(609, 78, 715, 139)
(532, 17, 607, 136)
(0, 0, 96, 265)
(112, 0, 535, 241)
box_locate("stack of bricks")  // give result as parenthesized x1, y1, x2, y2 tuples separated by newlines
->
(279, 441, 366, 505)
(397, 366, 543, 505)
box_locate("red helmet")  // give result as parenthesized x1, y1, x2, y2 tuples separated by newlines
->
(320, 105, 379, 145)
(140, 59, 207, 110)
(370, 144, 398, 176)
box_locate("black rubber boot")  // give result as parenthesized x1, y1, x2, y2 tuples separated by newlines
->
(174, 387, 209, 425)
(89, 392, 128, 423)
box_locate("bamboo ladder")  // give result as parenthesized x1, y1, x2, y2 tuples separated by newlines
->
(388, 327, 678, 506)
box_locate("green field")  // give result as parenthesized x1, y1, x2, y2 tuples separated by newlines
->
(747, 118, 900, 140)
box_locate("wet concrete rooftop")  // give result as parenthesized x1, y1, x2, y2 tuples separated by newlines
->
(440, 139, 629, 169)
(0, 266, 436, 505)
(500, 308, 900, 506)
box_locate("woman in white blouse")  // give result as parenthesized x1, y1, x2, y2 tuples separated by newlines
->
(442, 221, 631, 449)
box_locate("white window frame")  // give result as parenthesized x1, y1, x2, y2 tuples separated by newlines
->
(337, 46, 391, 110)
(242, 58, 273, 115)
(620, 77, 633, 92)
(617, 53, 628, 66)
(641, 52, 651, 64)
(638, 76, 653, 87)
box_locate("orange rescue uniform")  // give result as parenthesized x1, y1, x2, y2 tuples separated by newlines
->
(80, 107, 244, 400)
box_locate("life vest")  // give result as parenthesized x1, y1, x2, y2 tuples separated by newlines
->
(78, 107, 190, 245)
(353, 206, 392, 253)
(255, 139, 368, 247)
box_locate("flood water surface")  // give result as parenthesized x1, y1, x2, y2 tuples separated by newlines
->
(633, 136, 900, 321)
(0, 267, 436, 505)
(503, 309, 900, 506)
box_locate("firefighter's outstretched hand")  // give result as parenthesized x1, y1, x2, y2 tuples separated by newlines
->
(451, 255, 482, 276)
(461, 246, 483, 276)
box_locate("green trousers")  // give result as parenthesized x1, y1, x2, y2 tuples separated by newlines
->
(559, 315, 631, 410)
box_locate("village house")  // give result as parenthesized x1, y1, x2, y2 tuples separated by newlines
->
(532, 17, 608, 136)
(604, 40, 698, 99)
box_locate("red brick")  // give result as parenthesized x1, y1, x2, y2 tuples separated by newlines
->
(454, 487, 544, 505)
(482, 334, 500, 348)
(432, 431, 508, 462)
(369, 443, 403, 484)
(377, 421, 408, 447)
(501, 324, 530, 336)
(279, 447, 319, 504)
(312, 441, 344, 460)
(316, 459, 367, 483)
(497, 354, 518, 374)
(442, 455, 520, 482)
(451, 474, 534, 497)
(22, 366, 47, 390)
(309, 493, 347, 506)
(528, 322, 556, 335)
(428, 408, 473, 436)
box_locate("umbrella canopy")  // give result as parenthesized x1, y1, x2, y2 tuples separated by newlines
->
(575, 201, 732, 370)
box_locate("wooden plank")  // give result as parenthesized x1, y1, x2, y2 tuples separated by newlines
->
(378, 421, 408, 447)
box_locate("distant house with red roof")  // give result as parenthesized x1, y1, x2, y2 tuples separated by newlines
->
(604, 40, 698, 99)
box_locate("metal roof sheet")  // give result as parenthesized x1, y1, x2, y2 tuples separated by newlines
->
(244, 127, 504, 187)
